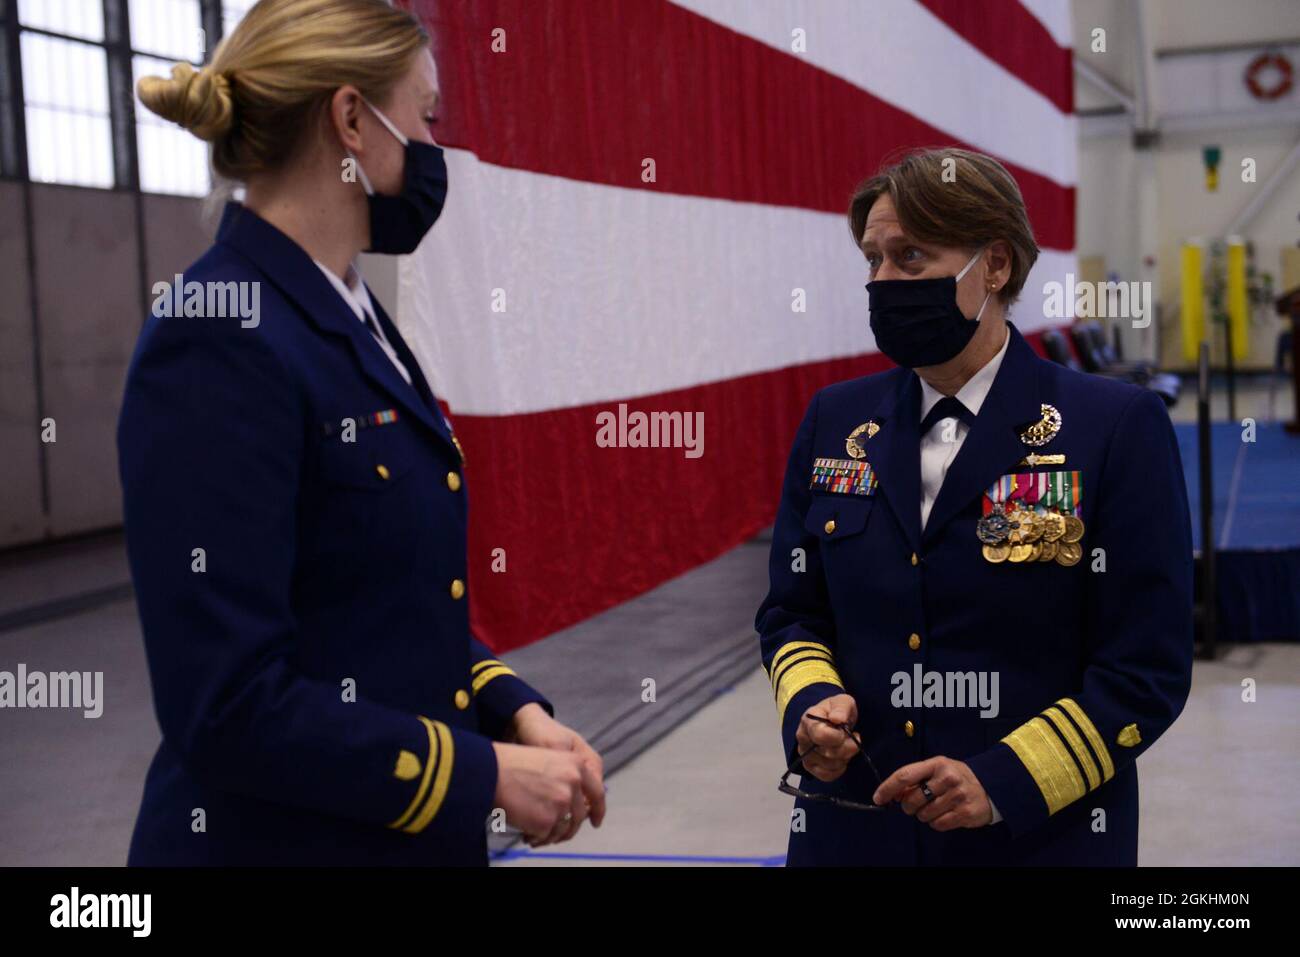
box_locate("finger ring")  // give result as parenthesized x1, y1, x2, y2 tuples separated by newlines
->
(920, 782, 935, 802)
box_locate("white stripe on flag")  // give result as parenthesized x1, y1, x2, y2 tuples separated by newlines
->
(396, 150, 1077, 417)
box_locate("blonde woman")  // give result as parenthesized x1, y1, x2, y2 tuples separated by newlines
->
(121, 0, 604, 865)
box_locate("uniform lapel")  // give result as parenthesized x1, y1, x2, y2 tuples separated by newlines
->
(215, 203, 450, 448)
(367, 291, 462, 456)
(863, 371, 923, 556)
(921, 323, 1045, 546)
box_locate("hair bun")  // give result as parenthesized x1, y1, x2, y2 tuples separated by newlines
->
(136, 62, 233, 141)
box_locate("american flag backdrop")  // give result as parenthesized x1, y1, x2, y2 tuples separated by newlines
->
(395, 0, 1078, 652)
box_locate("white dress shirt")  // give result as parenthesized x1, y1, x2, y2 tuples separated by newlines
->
(313, 259, 412, 386)
(917, 323, 1010, 530)
(915, 322, 1010, 825)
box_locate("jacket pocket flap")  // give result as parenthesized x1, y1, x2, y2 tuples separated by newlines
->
(804, 496, 873, 541)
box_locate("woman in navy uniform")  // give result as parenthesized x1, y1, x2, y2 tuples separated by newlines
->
(757, 148, 1193, 865)
(120, 0, 604, 865)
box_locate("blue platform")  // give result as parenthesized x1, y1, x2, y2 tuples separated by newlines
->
(1174, 422, 1300, 643)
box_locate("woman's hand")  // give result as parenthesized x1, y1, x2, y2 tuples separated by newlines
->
(873, 756, 994, 830)
(795, 694, 861, 782)
(495, 704, 607, 844)
(490, 742, 602, 846)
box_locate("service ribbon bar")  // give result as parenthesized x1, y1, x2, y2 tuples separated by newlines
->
(810, 457, 878, 497)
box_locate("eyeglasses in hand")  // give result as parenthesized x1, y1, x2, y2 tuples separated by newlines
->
(777, 714, 890, 812)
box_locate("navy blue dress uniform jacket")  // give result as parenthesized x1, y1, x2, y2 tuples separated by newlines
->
(118, 202, 549, 865)
(756, 322, 1193, 866)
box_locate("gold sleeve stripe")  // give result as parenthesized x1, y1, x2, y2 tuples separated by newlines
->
(769, 640, 835, 676)
(471, 664, 516, 695)
(769, 650, 835, 693)
(389, 716, 439, 831)
(1045, 704, 1108, 785)
(1056, 697, 1114, 781)
(1041, 707, 1100, 791)
(472, 658, 504, 675)
(403, 721, 455, 834)
(1002, 716, 1088, 815)
(775, 660, 844, 724)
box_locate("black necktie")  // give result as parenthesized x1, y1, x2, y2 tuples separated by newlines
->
(920, 395, 974, 435)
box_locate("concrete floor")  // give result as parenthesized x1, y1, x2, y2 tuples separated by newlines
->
(496, 669, 792, 867)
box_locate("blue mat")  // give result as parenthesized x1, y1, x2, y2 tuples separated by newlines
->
(1174, 422, 1300, 642)
(1175, 422, 1300, 551)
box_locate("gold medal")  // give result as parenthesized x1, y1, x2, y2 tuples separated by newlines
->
(982, 543, 1011, 563)
(1036, 539, 1058, 562)
(1041, 512, 1066, 542)
(1008, 543, 1033, 563)
(1021, 512, 1044, 543)
(1055, 540, 1082, 565)
(1006, 509, 1028, 544)
(1062, 515, 1084, 543)
(1028, 541, 1043, 561)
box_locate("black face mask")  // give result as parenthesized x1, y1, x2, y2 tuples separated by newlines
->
(350, 99, 448, 255)
(866, 249, 991, 368)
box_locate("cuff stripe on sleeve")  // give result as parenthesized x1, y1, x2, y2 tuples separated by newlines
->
(1056, 697, 1114, 779)
(471, 663, 516, 695)
(402, 721, 455, 834)
(1045, 705, 1103, 789)
(768, 641, 833, 676)
(1042, 708, 1099, 791)
(769, 641, 843, 724)
(770, 651, 834, 692)
(1002, 717, 1087, 815)
(1001, 697, 1114, 816)
(389, 716, 442, 832)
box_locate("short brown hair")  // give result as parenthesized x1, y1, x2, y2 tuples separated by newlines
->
(847, 147, 1039, 304)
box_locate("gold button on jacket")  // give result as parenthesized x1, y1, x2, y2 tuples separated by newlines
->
(453, 689, 470, 710)
(450, 578, 465, 600)
(446, 471, 461, 491)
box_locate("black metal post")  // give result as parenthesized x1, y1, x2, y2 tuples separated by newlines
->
(1196, 341, 1218, 660)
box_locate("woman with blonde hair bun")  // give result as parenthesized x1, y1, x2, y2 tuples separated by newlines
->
(120, 0, 605, 866)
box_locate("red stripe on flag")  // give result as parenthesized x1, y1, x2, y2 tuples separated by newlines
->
(412, 0, 1074, 251)
(917, 0, 1073, 114)
(454, 326, 1067, 652)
